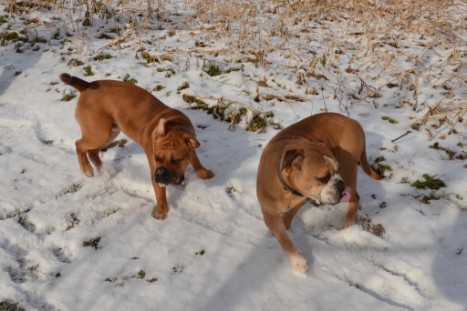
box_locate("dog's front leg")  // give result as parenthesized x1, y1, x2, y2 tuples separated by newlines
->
(145, 151, 169, 219)
(190, 151, 214, 180)
(152, 182, 168, 219)
(262, 207, 309, 274)
(342, 199, 359, 228)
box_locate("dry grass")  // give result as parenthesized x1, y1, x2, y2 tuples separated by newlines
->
(1, 0, 465, 136)
(180, 0, 466, 136)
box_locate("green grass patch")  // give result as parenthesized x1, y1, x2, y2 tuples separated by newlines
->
(0, 32, 27, 45)
(83, 65, 94, 76)
(137, 269, 146, 279)
(154, 85, 165, 92)
(246, 114, 269, 132)
(141, 51, 159, 63)
(61, 93, 76, 101)
(93, 53, 112, 61)
(177, 81, 189, 92)
(382, 116, 399, 124)
(0, 300, 25, 311)
(411, 174, 446, 190)
(123, 75, 138, 84)
(182, 94, 209, 109)
(204, 62, 222, 76)
(156, 67, 176, 78)
(67, 58, 84, 67)
(376, 163, 392, 176)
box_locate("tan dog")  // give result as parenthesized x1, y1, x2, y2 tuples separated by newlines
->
(60, 73, 213, 219)
(256, 112, 381, 274)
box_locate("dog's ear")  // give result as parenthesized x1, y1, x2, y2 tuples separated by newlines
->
(282, 149, 304, 170)
(156, 118, 168, 136)
(185, 134, 200, 149)
(323, 154, 339, 171)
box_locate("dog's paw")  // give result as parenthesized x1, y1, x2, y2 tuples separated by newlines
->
(197, 169, 214, 180)
(82, 167, 94, 178)
(152, 207, 168, 220)
(341, 218, 355, 229)
(153, 213, 168, 220)
(290, 253, 309, 275)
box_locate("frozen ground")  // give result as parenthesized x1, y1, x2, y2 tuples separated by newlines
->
(0, 1, 466, 310)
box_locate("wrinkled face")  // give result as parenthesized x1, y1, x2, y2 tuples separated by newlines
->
(282, 144, 346, 205)
(151, 120, 199, 186)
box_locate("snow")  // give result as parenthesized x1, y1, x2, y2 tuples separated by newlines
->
(0, 1, 466, 310)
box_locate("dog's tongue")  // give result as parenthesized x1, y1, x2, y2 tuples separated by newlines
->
(340, 186, 352, 202)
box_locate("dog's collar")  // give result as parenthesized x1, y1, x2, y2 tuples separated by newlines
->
(276, 151, 321, 206)
(276, 152, 304, 197)
(165, 121, 195, 135)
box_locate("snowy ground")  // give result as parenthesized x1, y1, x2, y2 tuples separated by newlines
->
(0, 1, 466, 310)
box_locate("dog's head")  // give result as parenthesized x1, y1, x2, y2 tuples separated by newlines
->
(151, 118, 199, 186)
(280, 143, 346, 205)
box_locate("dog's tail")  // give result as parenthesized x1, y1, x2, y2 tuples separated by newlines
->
(59, 73, 90, 92)
(360, 146, 382, 180)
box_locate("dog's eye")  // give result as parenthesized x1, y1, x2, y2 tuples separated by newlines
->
(155, 155, 162, 162)
(317, 173, 332, 184)
(171, 158, 180, 165)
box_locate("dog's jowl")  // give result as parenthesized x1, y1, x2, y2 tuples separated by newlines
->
(256, 112, 381, 274)
(60, 73, 213, 220)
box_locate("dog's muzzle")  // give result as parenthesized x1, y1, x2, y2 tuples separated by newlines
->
(319, 177, 347, 205)
(154, 167, 184, 186)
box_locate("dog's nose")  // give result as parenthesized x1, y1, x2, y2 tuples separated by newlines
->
(154, 167, 169, 184)
(336, 180, 346, 197)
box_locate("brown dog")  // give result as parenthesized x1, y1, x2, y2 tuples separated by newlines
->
(256, 112, 381, 274)
(60, 73, 213, 219)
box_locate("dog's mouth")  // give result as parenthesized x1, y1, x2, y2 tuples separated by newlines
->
(154, 167, 185, 186)
(316, 179, 350, 205)
(155, 176, 185, 186)
(340, 186, 352, 202)
(173, 175, 185, 185)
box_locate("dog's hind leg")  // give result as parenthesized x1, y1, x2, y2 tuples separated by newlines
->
(87, 124, 121, 172)
(75, 118, 119, 177)
(75, 138, 94, 177)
